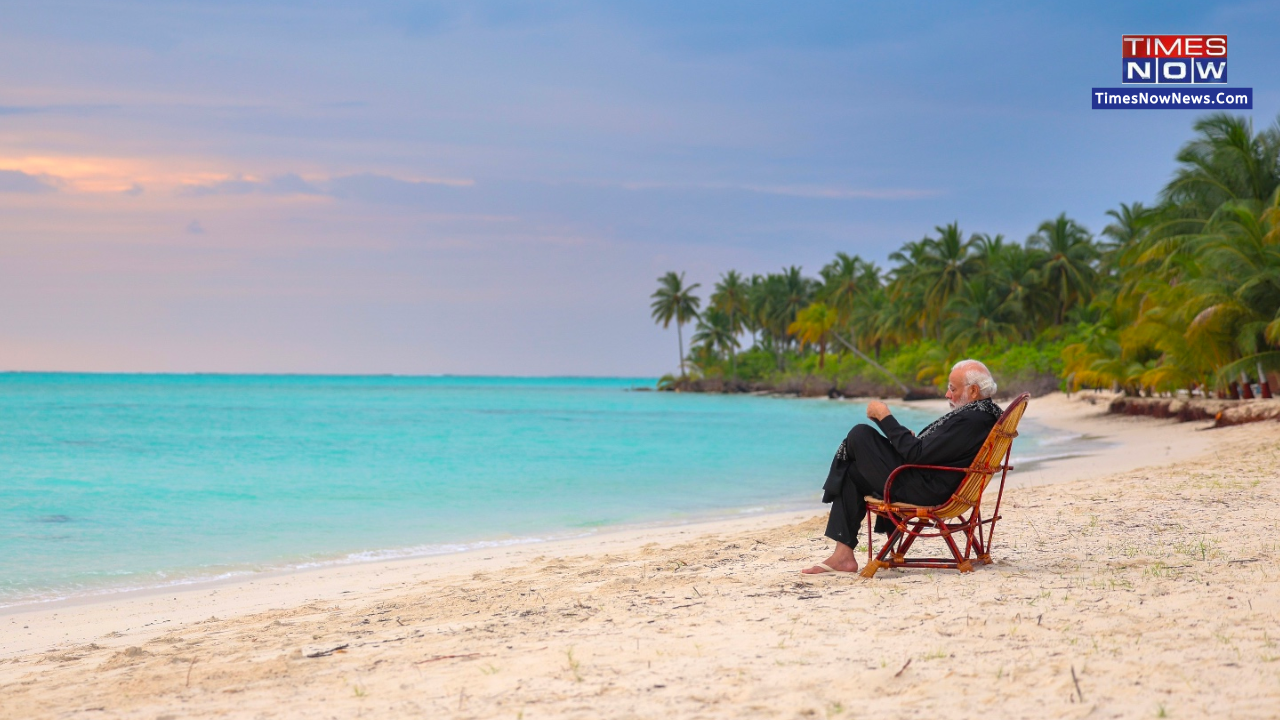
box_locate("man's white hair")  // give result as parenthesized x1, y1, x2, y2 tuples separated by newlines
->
(952, 359, 997, 398)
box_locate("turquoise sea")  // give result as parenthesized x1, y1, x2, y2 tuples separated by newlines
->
(0, 374, 1080, 607)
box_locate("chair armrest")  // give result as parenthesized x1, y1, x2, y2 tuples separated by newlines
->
(882, 463, 972, 506)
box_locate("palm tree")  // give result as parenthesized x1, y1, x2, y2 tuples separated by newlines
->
(1121, 281, 1219, 394)
(650, 271, 702, 378)
(918, 222, 983, 335)
(818, 252, 866, 326)
(1133, 114, 1280, 285)
(849, 261, 885, 346)
(1100, 202, 1155, 274)
(886, 238, 932, 340)
(1129, 117, 1280, 271)
(744, 273, 768, 349)
(754, 267, 818, 369)
(942, 278, 1021, 348)
(711, 270, 751, 336)
(710, 270, 750, 375)
(1162, 113, 1280, 214)
(808, 255, 910, 389)
(818, 252, 871, 359)
(1062, 318, 1122, 391)
(1106, 191, 1280, 395)
(848, 278, 890, 357)
(889, 224, 982, 339)
(788, 302, 838, 369)
(986, 242, 1050, 336)
(971, 232, 1007, 264)
(775, 266, 818, 337)
(748, 274, 781, 361)
(1028, 213, 1099, 325)
(1180, 198, 1280, 384)
(692, 307, 741, 366)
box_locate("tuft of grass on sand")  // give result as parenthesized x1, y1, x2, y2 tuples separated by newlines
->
(565, 647, 583, 682)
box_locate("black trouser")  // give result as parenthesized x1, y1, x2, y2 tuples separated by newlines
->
(825, 469, 879, 548)
(822, 425, 905, 548)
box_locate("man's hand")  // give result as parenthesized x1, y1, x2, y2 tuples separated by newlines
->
(866, 400, 891, 421)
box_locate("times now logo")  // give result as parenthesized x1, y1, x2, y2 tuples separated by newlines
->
(1123, 35, 1227, 84)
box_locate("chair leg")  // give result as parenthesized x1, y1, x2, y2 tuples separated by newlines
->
(938, 523, 969, 572)
(860, 523, 901, 578)
(970, 511, 987, 557)
(864, 512, 992, 575)
(964, 513, 994, 565)
(865, 507, 874, 566)
(967, 517, 998, 563)
(959, 517, 978, 559)
(860, 536, 893, 578)
(970, 537, 992, 563)
(895, 520, 924, 559)
(956, 523, 985, 566)
(879, 528, 902, 564)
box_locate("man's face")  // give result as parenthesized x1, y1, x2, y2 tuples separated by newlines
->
(945, 369, 976, 410)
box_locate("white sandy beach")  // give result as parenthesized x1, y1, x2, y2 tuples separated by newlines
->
(2, 392, 1279, 719)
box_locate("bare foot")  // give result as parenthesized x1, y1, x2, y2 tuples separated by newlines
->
(798, 545, 860, 573)
(800, 561, 859, 574)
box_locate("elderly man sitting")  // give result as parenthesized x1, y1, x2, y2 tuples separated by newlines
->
(802, 359, 1002, 575)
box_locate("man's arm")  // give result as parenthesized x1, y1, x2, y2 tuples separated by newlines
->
(867, 400, 912, 435)
(873, 412, 981, 465)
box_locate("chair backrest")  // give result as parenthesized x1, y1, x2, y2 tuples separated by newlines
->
(934, 393, 1030, 518)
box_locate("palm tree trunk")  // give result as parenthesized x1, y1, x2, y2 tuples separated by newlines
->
(832, 332, 910, 395)
(729, 310, 737, 379)
(677, 322, 686, 378)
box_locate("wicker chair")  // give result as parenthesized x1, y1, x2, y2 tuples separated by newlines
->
(859, 393, 1029, 578)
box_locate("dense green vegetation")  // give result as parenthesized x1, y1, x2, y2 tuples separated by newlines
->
(651, 113, 1280, 398)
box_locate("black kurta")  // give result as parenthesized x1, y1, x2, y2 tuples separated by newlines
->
(820, 398, 1001, 547)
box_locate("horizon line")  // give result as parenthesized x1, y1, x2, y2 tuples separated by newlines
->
(0, 370, 662, 380)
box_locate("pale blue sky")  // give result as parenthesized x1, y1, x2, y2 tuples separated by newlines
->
(1, 1, 1277, 374)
